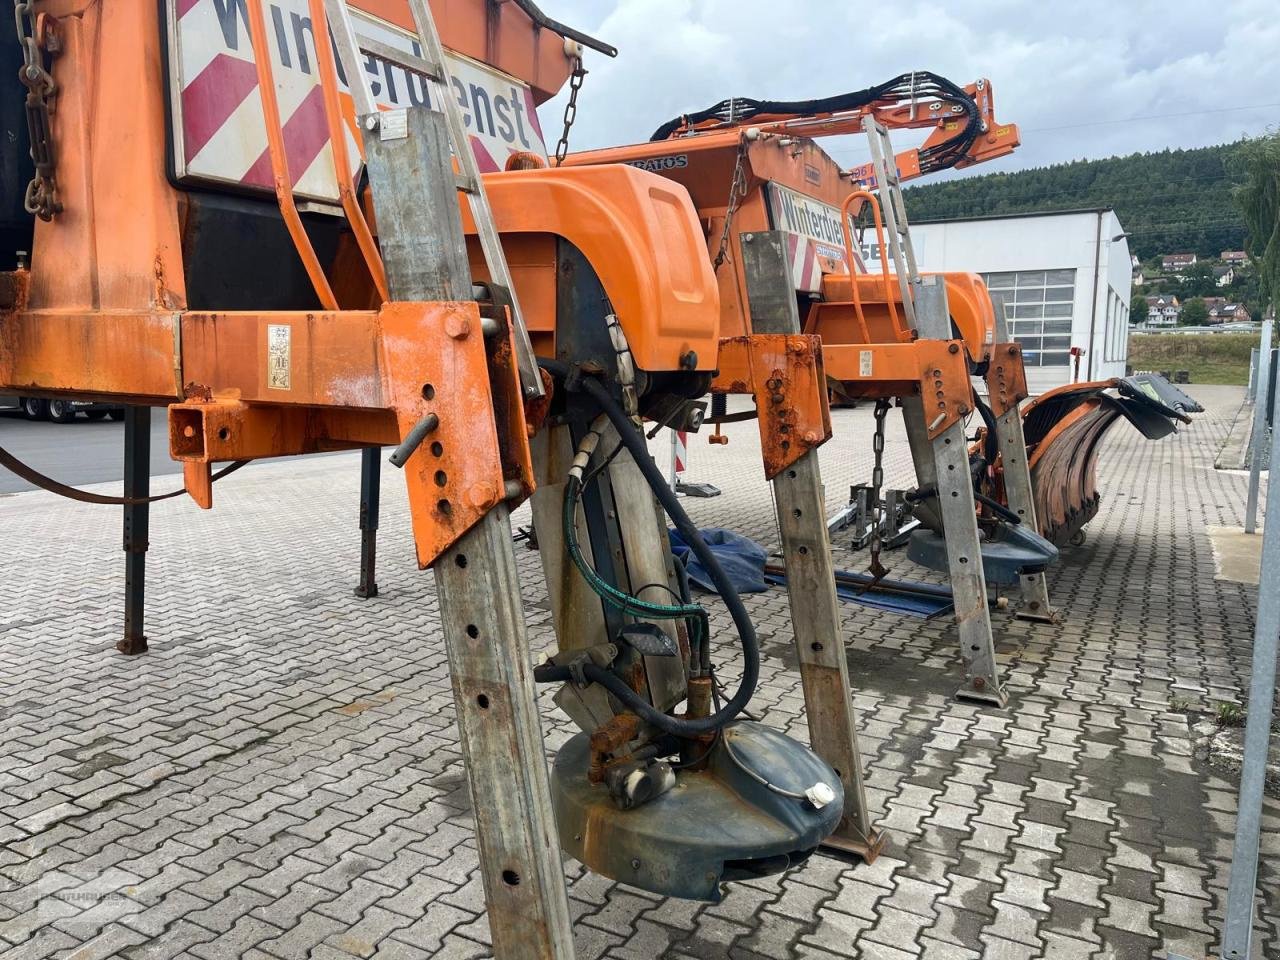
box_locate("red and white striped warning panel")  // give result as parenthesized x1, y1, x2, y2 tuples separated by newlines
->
(672, 430, 687, 474)
(764, 181, 866, 293)
(167, 0, 549, 204)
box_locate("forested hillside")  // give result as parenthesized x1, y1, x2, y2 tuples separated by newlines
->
(902, 142, 1247, 261)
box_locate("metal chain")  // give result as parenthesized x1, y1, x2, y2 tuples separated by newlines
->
(553, 56, 586, 166)
(14, 0, 59, 220)
(866, 398, 892, 582)
(712, 135, 750, 271)
(15, 2, 60, 220)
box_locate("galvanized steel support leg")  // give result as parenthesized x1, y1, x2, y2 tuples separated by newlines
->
(1222, 366, 1280, 958)
(435, 511, 577, 959)
(119, 405, 150, 656)
(355, 447, 380, 599)
(774, 450, 886, 860)
(361, 104, 575, 960)
(905, 277, 1007, 705)
(995, 407, 1054, 623)
(738, 231, 883, 853)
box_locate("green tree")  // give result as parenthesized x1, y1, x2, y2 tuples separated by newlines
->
(1179, 261, 1218, 297)
(1181, 297, 1209, 326)
(1129, 295, 1148, 325)
(1233, 134, 1280, 312)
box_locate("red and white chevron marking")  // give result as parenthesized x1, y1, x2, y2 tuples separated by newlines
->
(170, 0, 547, 204)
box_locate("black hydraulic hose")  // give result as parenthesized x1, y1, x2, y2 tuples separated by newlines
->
(534, 360, 760, 737)
(972, 391, 1000, 465)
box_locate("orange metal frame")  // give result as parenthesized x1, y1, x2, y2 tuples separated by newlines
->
(0, 0, 718, 570)
(563, 76, 1020, 473)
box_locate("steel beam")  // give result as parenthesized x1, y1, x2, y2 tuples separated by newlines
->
(119, 405, 150, 656)
(355, 447, 381, 599)
(362, 105, 574, 960)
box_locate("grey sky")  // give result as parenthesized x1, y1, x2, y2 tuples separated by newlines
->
(537, 0, 1280, 177)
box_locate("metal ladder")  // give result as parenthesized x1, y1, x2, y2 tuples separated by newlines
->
(322, 0, 544, 399)
(862, 116, 920, 330)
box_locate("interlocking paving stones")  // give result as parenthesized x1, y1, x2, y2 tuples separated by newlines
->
(1, 384, 1277, 958)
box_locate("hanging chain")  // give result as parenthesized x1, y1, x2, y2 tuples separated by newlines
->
(712, 134, 750, 271)
(15, 1, 60, 220)
(866, 398, 892, 583)
(553, 56, 586, 167)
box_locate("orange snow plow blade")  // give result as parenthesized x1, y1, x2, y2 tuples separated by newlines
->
(1020, 374, 1201, 546)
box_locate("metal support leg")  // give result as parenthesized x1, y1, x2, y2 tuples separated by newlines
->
(1222, 366, 1280, 957)
(355, 447, 380, 599)
(434, 509, 576, 959)
(903, 400, 1007, 705)
(359, 103, 575, 960)
(774, 450, 886, 860)
(994, 405, 1054, 623)
(119, 405, 150, 656)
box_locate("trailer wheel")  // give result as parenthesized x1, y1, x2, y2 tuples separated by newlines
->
(48, 399, 77, 423)
(84, 410, 108, 421)
(21, 397, 48, 420)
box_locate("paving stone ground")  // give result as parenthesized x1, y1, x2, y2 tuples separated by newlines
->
(0, 383, 1276, 959)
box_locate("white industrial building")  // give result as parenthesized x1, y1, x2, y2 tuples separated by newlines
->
(867, 208, 1132, 393)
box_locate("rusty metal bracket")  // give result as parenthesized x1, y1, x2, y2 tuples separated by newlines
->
(985, 341, 1029, 418)
(912, 340, 973, 440)
(711, 334, 832, 479)
(166, 300, 534, 569)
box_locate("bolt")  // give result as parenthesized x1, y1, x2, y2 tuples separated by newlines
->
(445, 314, 472, 340)
(948, 343, 960, 354)
(681, 350, 698, 370)
(803, 430, 820, 444)
(364, 115, 379, 131)
(1008, 345, 1019, 356)
(468, 481, 495, 508)
(974, 677, 986, 689)
(631, 858, 641, 870)
(743, 234, 754, 243)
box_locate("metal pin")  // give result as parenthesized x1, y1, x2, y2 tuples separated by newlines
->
(388, 413, 440, 468)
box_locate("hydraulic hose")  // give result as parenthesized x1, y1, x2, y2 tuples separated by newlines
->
(533, 360, 760, 737)
(972, 390, 1000, 465)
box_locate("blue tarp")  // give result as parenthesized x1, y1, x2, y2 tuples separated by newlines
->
(667, 528, 770, 594)
(763, 572, 952, 619)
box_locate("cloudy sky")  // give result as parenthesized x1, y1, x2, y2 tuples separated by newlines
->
(537, 0, 1280, 177)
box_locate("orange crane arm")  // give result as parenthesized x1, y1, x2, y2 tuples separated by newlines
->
(652, 72, 1019, 187)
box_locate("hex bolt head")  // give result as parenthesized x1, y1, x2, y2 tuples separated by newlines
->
(948, 343, 960, 354)
(445, 314, 471, 340)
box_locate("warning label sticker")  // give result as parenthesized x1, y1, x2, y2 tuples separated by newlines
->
(859, 350, 873, 377)
(167, 1, 548, 204)
(267, 324, 292, 390)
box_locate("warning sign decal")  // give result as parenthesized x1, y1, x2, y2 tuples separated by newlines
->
(167, 1, 549, 204)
